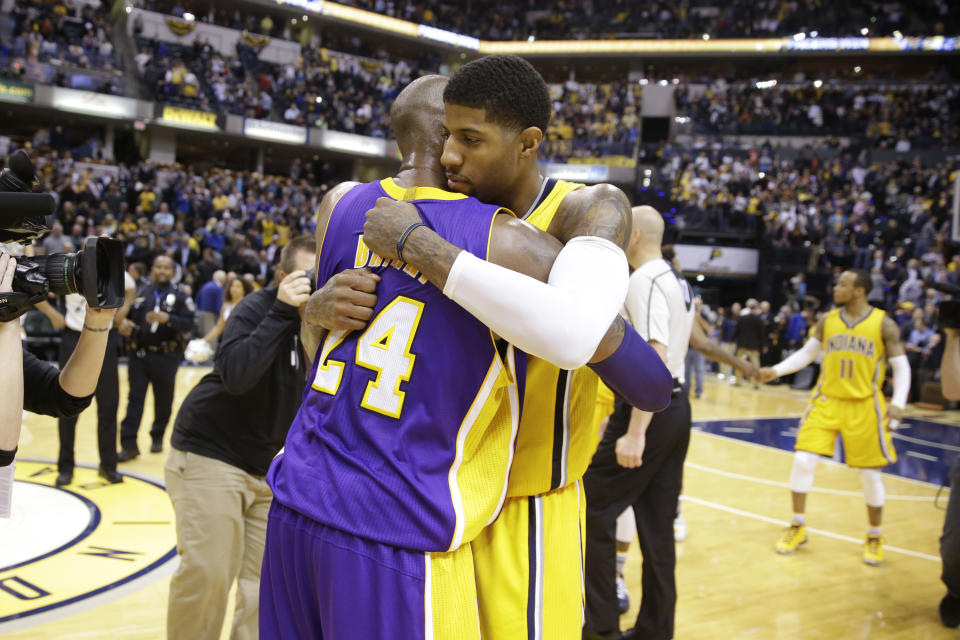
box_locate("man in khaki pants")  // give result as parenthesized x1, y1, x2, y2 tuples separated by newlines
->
(164, 236, 315, 640)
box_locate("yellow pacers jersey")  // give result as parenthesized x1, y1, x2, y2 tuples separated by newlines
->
(818, 307, 886, 400)
(507, 178, 603, 498)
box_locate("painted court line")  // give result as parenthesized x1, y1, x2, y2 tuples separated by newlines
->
(892, 432, 960, 453)
(684, 461, 939, 501)
(681, 495, 940, 563)
(906, 451, 940, 463)
(693, 429, 947, 490)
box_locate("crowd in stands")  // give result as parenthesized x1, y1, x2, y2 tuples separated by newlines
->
(336, 0, 958, 41)
(676, 81, 960, 147)
(657, 144, 956, 263)
(1, 0, 124, 95)
(13, 142, 339, 297)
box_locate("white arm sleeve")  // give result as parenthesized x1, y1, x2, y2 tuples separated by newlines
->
(443, 236, 629, 370)
(888, 354, 911, 409)
(773, 338, 822, 378)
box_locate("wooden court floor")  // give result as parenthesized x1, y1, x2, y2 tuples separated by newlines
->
(3, 367, 957, 639)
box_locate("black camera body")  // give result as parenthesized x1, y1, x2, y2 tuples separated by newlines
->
(0, 150, 125, 322)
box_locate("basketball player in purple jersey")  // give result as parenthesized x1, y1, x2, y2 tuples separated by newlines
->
(261, 77, 670, 639)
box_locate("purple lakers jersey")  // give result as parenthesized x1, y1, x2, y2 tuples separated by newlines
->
(269, 178, 525, 552)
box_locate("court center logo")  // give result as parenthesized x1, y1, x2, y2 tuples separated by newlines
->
(0, 460, 177, 632)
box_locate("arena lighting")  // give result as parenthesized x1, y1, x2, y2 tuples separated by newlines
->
(861, 28, 869, 35)
(813, 79, 823, 88)
(755, 79, 778, 89)
(696, 274, 705, 282)
(528, 35, 535, 42)
(639, 78, 649, 85)
(658, 80, 668, 86)
(183, 12, 195, 21)
(854, 65, 862, 73)
(893, 30, 903, 39)
(810, 30, 819, 37)
(702, 34, 710, 40)
(303, 15, 308, 21)
(672, 78, 679, 84)
(315, 96, 323, 103)
(793, 32, 806, 41)
(758, 172, 766, 178)
(124, 4, 131, 13)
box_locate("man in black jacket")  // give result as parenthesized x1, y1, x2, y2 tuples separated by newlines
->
(734, 298, 764, 387)
(163, 235, 315, 640)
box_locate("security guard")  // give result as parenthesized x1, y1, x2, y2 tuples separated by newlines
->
(118, 254, 194, 461)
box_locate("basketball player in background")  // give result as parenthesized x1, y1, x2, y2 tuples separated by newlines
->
(758, 269, 910, 565)
(582, 206, 758, 640)
(262, 75, 670, 639)
(361, 55, 669, 640)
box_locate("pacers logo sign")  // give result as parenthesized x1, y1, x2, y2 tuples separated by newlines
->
(0, 461, 176, 632)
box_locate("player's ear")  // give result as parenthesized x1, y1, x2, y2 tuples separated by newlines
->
(517, 126, 543, 159)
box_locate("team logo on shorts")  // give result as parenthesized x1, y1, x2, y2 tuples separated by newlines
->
(0, 460, 176, 633)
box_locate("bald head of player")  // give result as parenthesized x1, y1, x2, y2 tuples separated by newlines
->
(626, 205, 665, 269)
(389, 74, 449, 185)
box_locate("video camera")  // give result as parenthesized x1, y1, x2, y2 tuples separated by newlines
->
(927, 280, 960, 330)
(0, 150, 125, 322)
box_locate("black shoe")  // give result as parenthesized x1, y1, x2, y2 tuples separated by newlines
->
(940, 593, 960, 628)
(150, 440, 163, 454)
(55, 470, 72, 487)
(117, 448, 140, 462)
(98, 467, 124, 484)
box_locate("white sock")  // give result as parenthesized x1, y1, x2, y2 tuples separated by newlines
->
(868, 526, 882, 537)
(616, 552, 627, 575)
(792, 514, 806, 526)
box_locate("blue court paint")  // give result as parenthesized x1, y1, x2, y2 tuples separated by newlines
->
(694, 417, 960, 487)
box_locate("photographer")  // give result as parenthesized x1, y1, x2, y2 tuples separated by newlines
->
(163, 236, 315, 640)
(0, 252, 118, 467)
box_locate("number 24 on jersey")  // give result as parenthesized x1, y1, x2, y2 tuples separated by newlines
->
(312, 296, 424, 418)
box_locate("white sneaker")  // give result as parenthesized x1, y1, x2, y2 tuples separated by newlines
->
(616, 572, 630, 614)
(674, 513, 689, 542)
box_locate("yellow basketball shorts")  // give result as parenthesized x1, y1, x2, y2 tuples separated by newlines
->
(471, 480, 585, 640)
(795, 392, 897, 467)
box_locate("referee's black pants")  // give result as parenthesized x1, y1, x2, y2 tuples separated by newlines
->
(57, 328, 120, 472)
(583, 392, 692, 640)
(120, 350, 180, 452)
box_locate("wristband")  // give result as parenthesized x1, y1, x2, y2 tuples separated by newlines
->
(83, 323, 110, 332)
(396, 222, 426, 264)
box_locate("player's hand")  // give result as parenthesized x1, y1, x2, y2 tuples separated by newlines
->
(277, 270, 312, 309)
(738, 360, 760, 382)
(304, 268, 381, 331)
(118, 319, 136, 337)
(886, 404, 905, 430)
(615, 431, 646, 469)
(756, 367, 778, 384)
(0, 253, 15, 293)
(363, 197, 423, 262)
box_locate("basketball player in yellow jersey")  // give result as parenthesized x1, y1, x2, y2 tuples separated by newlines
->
(758, 269, 911, 566)
(363, 56, 640, 639)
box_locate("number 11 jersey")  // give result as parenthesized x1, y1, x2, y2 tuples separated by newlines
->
(268, 178, 525, 553)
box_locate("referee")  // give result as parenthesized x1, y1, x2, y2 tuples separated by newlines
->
(583, 206, 747, 640)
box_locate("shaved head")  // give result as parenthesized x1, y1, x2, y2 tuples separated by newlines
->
(632, 206, 665, 244)
(626, 205, 666, 269)
(390, 75, 449, 157)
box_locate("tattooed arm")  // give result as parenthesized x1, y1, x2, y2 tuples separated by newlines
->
(547, 183, 632, 250)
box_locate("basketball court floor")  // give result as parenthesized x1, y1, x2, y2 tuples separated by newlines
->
(1, 367, 956, 639)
